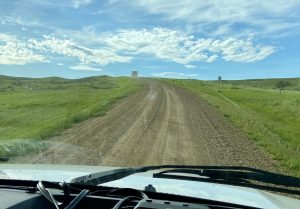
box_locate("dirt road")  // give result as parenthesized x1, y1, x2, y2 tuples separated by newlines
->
(13, 80, 280, 171)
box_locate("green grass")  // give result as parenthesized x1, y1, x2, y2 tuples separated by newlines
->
(211, 77, 300, 91)
(0, 75, 141, 144)
(160, 78, 300, 177)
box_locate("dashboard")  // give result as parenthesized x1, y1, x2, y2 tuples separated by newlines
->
(0, 179, 259, 209)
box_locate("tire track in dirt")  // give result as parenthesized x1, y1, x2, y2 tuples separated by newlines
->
(12, 79, 281, 172)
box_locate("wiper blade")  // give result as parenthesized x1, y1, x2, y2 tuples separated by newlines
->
(71, 166, 155, 185)
(154, 168, 300, 187)
(152, 167, 300, 196)
(70, 165, 261, 185)
(70, 165, 300, 195)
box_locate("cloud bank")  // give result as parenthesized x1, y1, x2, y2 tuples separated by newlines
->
(0, 28, 276, 67)
(101, 28, 276, 63)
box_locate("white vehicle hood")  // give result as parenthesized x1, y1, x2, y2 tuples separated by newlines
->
(0, 164, 299, 209)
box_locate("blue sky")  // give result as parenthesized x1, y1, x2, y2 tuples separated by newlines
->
(0, 0, 300, 80)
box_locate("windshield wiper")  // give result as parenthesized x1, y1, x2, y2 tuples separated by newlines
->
(70, 165, 300, 196)
(152, 167, 300, 196)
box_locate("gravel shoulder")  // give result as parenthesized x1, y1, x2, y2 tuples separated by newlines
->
(12, 79, 281, 172)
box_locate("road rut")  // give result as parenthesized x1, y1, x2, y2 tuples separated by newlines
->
(13, 80, 281, 171)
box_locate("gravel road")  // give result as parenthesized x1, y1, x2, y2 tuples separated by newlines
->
(13, 80, 281, 171)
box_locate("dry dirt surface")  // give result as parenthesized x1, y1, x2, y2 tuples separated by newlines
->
(13, 80, 281, 172)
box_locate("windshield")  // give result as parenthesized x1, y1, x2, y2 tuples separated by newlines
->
(0, 0, 299, 194)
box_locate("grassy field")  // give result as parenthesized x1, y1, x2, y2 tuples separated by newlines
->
(161, 78, 300, 177)
(208, 77, 300, 91)
(0, 75, 141, 157)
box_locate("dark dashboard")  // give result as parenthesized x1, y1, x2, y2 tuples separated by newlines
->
(0, 179, 259, 209)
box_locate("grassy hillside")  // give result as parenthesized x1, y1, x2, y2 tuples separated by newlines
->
(215, 77, 300, 91)
(0, 75, 141, 142)
(161, 78, 300, 177)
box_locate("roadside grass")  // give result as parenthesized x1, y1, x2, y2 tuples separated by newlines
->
(160, 78, 300, 177)
(218, 77, 300, 91)
(0, 76, 141, 157)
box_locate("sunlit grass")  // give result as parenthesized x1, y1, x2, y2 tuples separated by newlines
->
(0, 76, 141, 141)
(161, 78, 300, 177)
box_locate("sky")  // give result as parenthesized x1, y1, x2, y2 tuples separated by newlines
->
(0, 0, 300, 80)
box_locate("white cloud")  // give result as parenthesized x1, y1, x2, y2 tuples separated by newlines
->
(152, 72, 198, 79)
(70, 64, 102, 71)
(101, 28, 275, 63)
(71, 0, 93, 9)
(57, 63, 64, 66)
(210, 38, 276, 62)
(0, 28, 276, 68)
(28, 35, 133, 66)
(102, 28, 209, 64)
(0, 33, 132, 67)
(0, 34, 47, 65)
(110, 0, 300, 37)
(184, 65, 196, 69)
(207, 55, 218, 63)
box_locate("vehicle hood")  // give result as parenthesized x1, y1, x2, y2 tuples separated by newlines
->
(0, 164, 299, 209)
